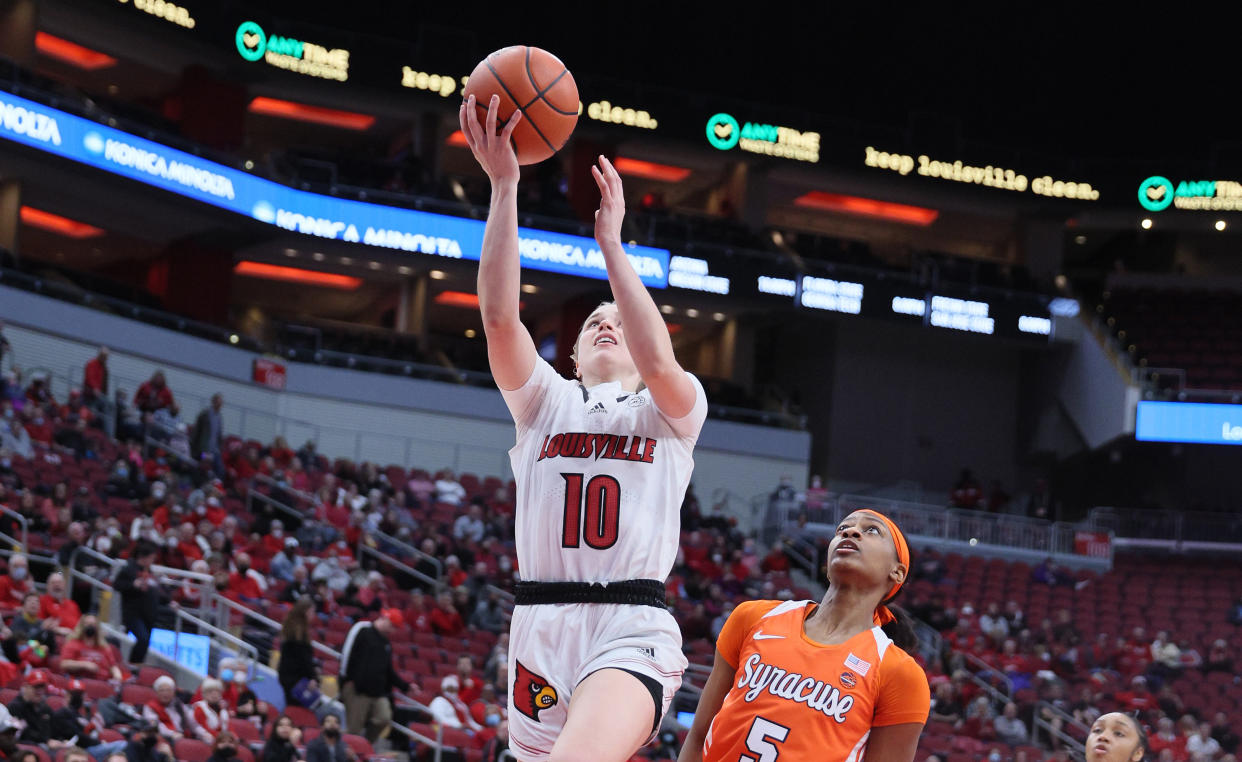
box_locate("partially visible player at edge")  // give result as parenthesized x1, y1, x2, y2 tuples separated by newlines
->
(461, 93, 708, 762)
(679, 509, 930, 762)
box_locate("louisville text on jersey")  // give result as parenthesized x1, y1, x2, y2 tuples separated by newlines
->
(535, 432, 657, 463)
(736, 652, 856, 723)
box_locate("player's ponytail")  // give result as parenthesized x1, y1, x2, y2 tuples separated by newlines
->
(879, 601, 920, 652)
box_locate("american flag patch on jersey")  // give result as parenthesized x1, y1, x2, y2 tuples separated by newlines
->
(844, 652, 871, 676)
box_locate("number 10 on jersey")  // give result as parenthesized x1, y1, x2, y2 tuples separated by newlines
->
(561, 473, 620, 549)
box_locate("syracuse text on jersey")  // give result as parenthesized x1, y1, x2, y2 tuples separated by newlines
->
(535, 432, 657, 464)
(736, 652, 856, 723)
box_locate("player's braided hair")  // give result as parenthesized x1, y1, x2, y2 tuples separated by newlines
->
(878, 587, 920, 652)
(1122, 712, 1150, 761)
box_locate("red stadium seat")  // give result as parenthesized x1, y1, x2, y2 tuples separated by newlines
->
(284, 705, 319, 729)
(342, 734, 374, 757)
(232, 719, 263, 747)
(174, 739, 213, 762)
(121, 683, 158, 708)
(18, 746, 51, 762)
(137, 665, 173, 687)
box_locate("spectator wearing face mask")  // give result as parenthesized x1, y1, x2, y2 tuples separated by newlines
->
(0, 555, 32, 612)
(125, 721, 173, 762)
(191, 678, 231, 734)
(205, 731, 242, 762)
(428, 675, 482, 732)
(305, 714, 353, 762)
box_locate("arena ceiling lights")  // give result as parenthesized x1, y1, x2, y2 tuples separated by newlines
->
(792, 191, 939, 226)
(612, 157, 691, 183)
(34, 32, 117, 71)
(19, 206, 105, 238)
(247, 97, 375, 131)
(234, 261, 361, 290)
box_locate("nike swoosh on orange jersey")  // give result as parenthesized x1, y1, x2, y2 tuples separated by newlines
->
(753, 631, 785, 640)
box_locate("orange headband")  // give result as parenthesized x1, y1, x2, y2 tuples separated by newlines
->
(856, 509, 910, 626)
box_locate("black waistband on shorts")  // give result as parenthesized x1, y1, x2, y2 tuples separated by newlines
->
(513, 579, 667, 609)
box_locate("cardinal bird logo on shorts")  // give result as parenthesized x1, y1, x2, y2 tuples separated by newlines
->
(514, 661, 558, 722)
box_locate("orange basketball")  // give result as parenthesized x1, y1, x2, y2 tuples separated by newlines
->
(463, 46, 579, 165)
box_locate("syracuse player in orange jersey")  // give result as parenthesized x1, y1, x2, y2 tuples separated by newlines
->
(679, 509, 930, 762)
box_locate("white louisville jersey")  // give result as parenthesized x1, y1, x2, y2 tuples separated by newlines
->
(500, 358, 707, 583)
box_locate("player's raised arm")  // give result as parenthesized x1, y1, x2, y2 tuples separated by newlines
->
(461, 94, 537, 391)
(591, 156, 698, 418)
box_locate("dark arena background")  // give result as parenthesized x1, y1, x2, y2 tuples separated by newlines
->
(0, 3, 1239, 762)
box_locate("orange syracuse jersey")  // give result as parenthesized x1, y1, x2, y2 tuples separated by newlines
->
(704, 599, 929, 762)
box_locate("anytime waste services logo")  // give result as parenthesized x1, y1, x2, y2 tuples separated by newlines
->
(706, 113, 740, 150)
(1138, 176, 1174, 211)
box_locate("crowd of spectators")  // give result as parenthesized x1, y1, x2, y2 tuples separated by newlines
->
(908, 554, 1241, 762)
(2, 332, 1240, 762)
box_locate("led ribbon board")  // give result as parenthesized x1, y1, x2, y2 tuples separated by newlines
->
(0, 91, 669, 287)
(1136, 401, 1242, 445)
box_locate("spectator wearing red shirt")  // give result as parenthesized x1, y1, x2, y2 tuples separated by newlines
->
(226, 553, 266, 602)
(83, 346, 109, 404)
(1113, 675, 1155, 712)
(455, 655, 482, 704)
(177, 523, 205, 563)
(134, 371, 175, 414)
(269, 436, 295, 469)
(950, 468, 984, 509)
(190, 678, 231, 734)
(204, 496, 227, 527)
(261, 520, 287, 556)
(23, 409, 53, 444)
(404, 591, 433, 633)
(0, 554, 32, 612)
(443, 555, 469, 588)
(1149, 716, 1188, 762)
(37, 572, 80, 636)
(759, 542, 790, 573)
(60, 614, 126, 681)
(430, 589, 464, 637)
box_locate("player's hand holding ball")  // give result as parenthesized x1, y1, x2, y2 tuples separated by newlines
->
(459, 94, 522, 187)
(591, 156, 625, 245)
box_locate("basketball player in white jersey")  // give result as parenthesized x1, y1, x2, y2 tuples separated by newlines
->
(460, 95, 707, 762)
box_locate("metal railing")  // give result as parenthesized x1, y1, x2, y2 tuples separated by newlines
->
(170, 607, 260, 680)
(0, 505, 28, 551)
(247, 489, 314, 527)
(1032, 701, 1088, 762)
(209, 593, 343, 662)
(762, 492, 1116, 568)
(367, 529, 443, 581)
(357, 543, 439, 592)
(1084, 506, 1242, 548)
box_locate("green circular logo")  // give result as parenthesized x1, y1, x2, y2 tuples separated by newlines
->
(706, 113, 740, 150)
(236, 21, 266, 62)
(1138, 176, 1174, 211)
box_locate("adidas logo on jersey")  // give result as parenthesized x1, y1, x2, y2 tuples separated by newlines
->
(588, 402, 607, 414)
(636, 647, 656, 659)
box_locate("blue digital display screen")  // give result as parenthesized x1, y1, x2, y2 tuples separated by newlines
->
(146, 627, 212, 675)
(0, 90, 669, 287)
(1135, 401, 1242, 445)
